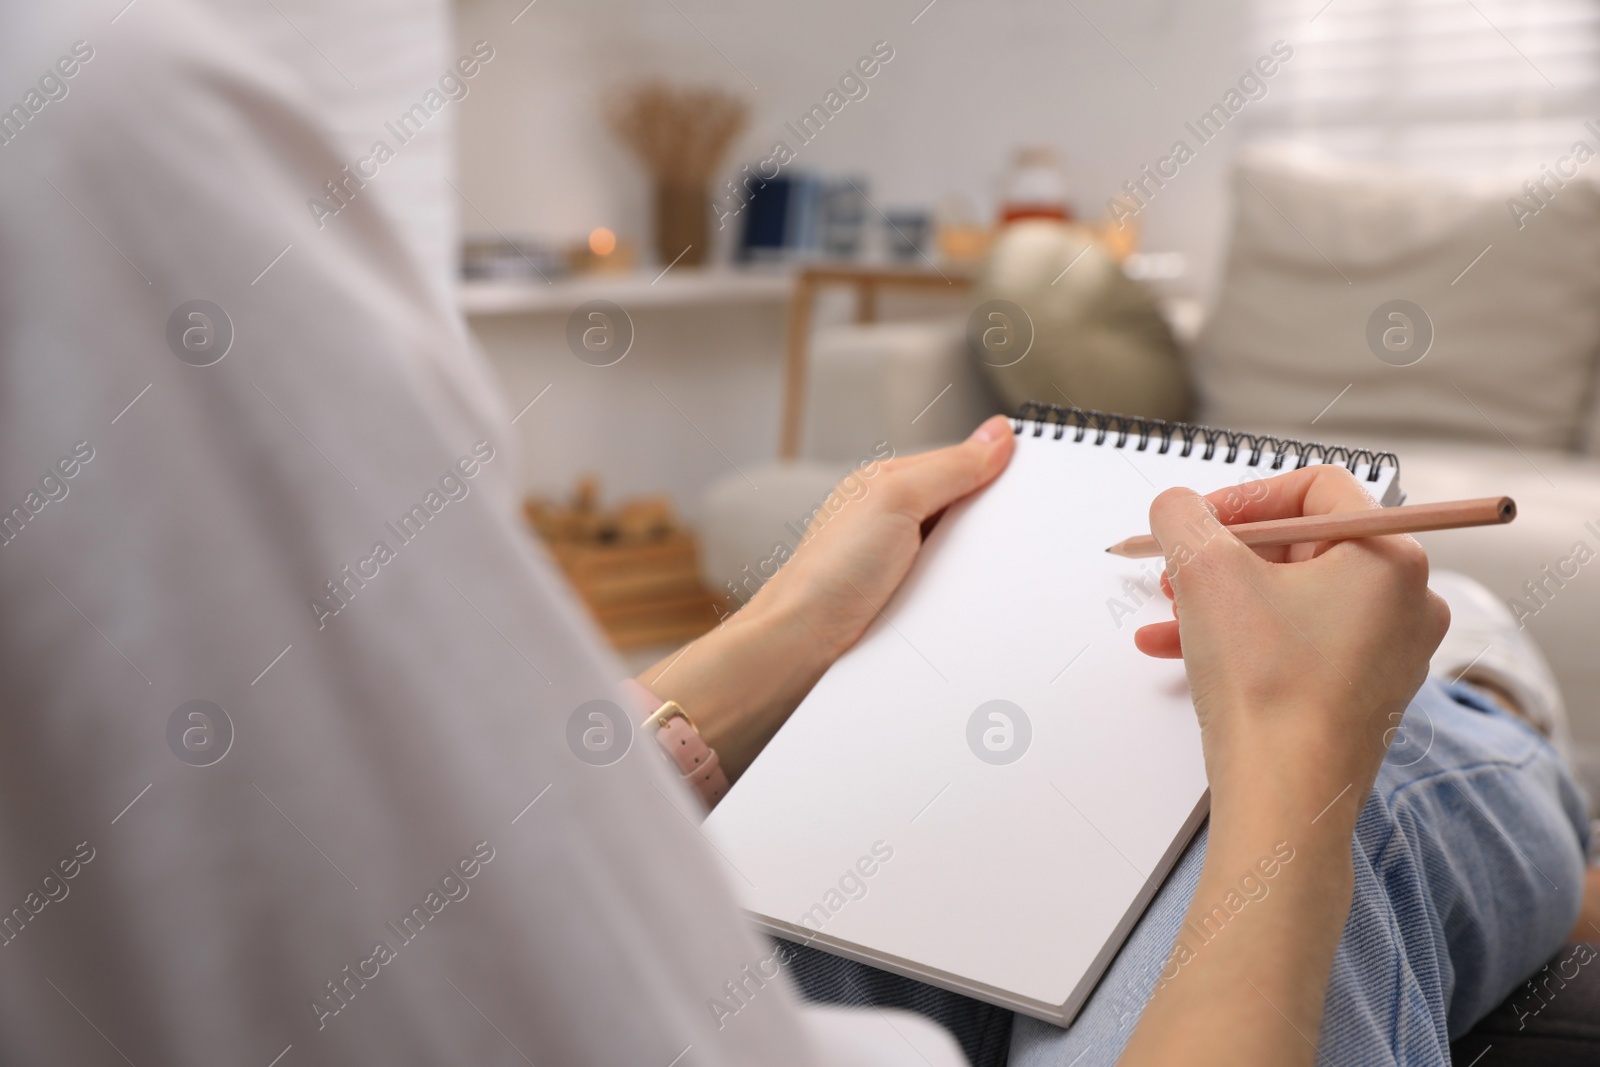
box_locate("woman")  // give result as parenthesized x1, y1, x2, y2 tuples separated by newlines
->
(0, 2, 1588, 1064)
(639, 427, 1593, 1067)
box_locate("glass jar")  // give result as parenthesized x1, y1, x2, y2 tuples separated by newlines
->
(998, 146, 1073, 224)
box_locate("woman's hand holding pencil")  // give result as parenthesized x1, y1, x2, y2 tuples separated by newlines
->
(1107, 496, 1515, 558)
(1119, 464, 1453, 1067)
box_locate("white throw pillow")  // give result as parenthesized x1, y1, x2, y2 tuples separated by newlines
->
(1191, 147, 1600, 451)
(973, 221, 1190, 422)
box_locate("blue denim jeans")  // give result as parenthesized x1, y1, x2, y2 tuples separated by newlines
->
(1008, 680, 1592, 1066)
(788, 680, 1591, 1066)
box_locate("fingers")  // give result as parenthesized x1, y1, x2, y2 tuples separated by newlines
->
(1149, 486, 1249, 574)
(1194, 465, 1383, 563)
(1201, 464, 1379, 526)
(1426, 588, 1451, 652)
(1133, 568, 1182, 658)
(1134, 620, 1182, 658)
(876, 415, 1014, 522)
(1140, 475, 1368, 654)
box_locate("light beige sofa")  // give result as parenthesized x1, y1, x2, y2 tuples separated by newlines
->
(703, 150, 1600, 780)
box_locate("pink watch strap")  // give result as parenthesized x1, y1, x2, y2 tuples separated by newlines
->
(621, 680, 729, 810)
(654, 714, 728, 808)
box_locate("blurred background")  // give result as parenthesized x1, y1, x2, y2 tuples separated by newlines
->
(248, 0, 1600, 779)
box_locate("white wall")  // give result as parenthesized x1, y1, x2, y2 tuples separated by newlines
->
(455, 0, 1257, 293)
(467, 299, 791, 516)
(452, 0, 1261, 513)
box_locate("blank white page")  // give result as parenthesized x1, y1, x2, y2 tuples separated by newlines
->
(704, 418, 1400, 1023)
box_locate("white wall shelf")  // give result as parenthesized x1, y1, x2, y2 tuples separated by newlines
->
(459, 269, 794, 317)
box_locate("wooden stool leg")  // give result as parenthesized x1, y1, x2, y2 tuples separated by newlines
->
(779, 275, 816, 461)
(856, 279, 878, 324)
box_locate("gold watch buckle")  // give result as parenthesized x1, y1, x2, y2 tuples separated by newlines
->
(644, 700, 691, 733)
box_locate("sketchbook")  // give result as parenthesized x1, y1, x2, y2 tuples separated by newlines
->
(703, 404, 1403, 1026)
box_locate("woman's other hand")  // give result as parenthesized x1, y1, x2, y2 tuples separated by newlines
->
(752, 414, 1015, 665)
(637, 415, 1014, 781)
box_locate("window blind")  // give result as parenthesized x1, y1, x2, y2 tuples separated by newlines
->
(1250, 0, 1600, 172)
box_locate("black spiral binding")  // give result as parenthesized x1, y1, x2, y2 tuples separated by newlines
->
(1010, 403, 1399, 483)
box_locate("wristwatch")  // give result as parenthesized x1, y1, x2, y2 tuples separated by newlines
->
(643, 699, 729, 809)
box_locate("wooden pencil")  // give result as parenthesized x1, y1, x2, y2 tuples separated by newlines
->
(1105, 496, 1516, 559)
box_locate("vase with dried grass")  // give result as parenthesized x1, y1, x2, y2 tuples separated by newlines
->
(607, 83, 747, 269)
